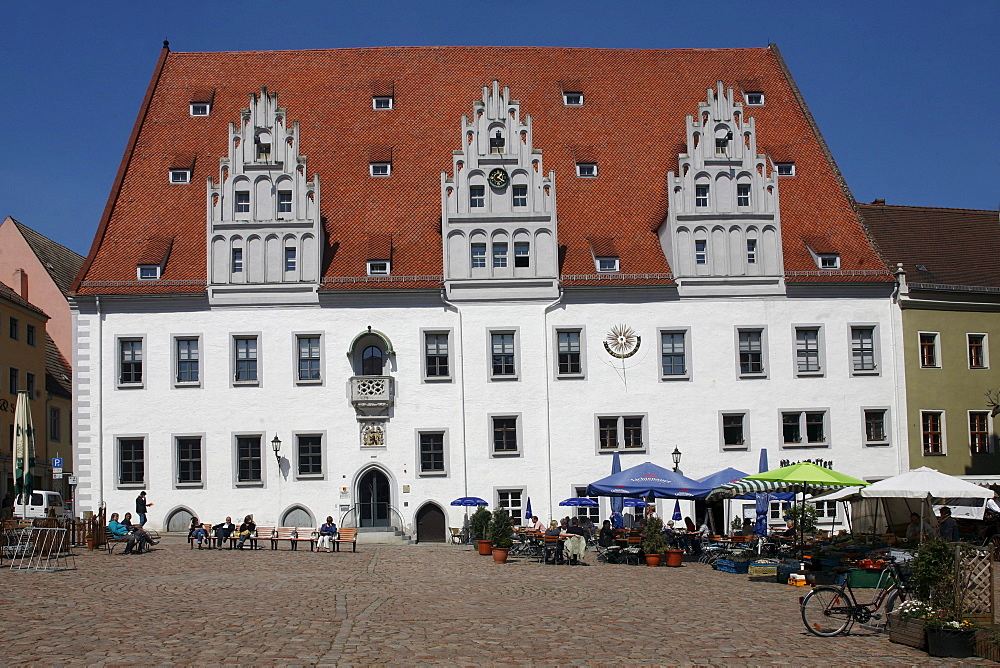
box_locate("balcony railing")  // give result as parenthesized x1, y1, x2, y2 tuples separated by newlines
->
(350, 376, 394, 408)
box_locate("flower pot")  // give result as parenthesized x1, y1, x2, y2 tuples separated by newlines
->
(926, 628, 975, 658)
(664, 549, 684, 567)
(492, 547, 509, 564)
(476, 540, 493, 555)
(86, 538, 95, 551)
(887, 613, 926, 651)
(645, 554, 662, 567)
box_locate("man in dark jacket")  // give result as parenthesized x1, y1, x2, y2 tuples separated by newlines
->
(135, 491, 153, 527)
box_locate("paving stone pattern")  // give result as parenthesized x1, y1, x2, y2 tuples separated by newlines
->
(2, 536, 993, 665)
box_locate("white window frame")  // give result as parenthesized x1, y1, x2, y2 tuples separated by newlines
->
(369, 162, 391, 177)
(659, 327, 691, 381)
(737, 183, 751, 208)
(117, 336, 145, 389)
(169, 169, 191, 184)
(814, 501, 837, 519)
(818, 254, 840, 269)
(562, 92, 584, 106)
(968, 333, 989, 369)
(116, 434, 147, 488)
(137, 265, 161, 280)
(746, 238, 758, 265)
(416, 429, 449, 476)
(234, 190, 250, 214)
(513, 241, 530, 268)
(695, 184, 709, 208)
(173, 433, 205, 489)
(512, 184, 528, 208)
(576, 163, 598, 178)
(172, 334, 202, 388)
(744, 92, 764, 106)
(294, 431, 326, 479)
(736, 327, 768, 379)
(367, 260, 390, 276)
(780, 409, 830, 448)
(595, 414, 648, 454)
(850, 324, 881, 376)
(277, 190, 293, 215)
(233, 433, 266, 486)
(231, 333, 262, 387)
(372, 96, 393, 110)
(719, 411, 749, 450)
(495, 488, 526, 520)
(421, 328, 453, 383)
(489, 414, 522, 457)
(921, 410, 946, 456)
(554, 327, 586, 379)
(189, 103, 210, 116)
(775, 162, 795, 176)
(469, 185, 485, 208)
(793, 324, 825, 377)
(293, 332, 324, 386)
(488, 329, 520, 381)
(969, 411, 993, 455)
(918, 331, 941, 369)
(470, 243, 487, 269)
(596, 257, 619, 273)
(862, 407, 891, 447)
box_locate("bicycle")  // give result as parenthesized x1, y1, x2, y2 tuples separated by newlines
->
(800, 557, 909, 637)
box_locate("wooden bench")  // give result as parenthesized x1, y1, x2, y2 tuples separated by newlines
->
(105, 527, 158, 554)
(334, 527, 358, 552)
(188, 523, 214, 549)
(269, 527, 317, 551)
(233, 526, 267, 549)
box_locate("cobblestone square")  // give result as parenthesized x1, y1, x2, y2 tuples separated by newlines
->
(2, 536, 991, 665)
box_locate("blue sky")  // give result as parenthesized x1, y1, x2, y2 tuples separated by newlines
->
(2, 1, 997, 256)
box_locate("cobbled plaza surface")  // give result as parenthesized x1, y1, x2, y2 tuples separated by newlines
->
(2, 535, 993, 666)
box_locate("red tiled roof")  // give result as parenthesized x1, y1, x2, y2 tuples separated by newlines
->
(0, 280, 49, 318)
(73, 45, 889, 296)
(859, 202, 1000, 289)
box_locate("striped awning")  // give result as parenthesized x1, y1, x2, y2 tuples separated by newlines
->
(707, 479, 845, 501)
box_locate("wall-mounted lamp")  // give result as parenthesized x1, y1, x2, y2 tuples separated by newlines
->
(271, 435, 282, 463)
(671, 446, 682, 472)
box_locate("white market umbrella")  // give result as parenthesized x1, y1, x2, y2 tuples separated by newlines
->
(13, 390, 36, 508)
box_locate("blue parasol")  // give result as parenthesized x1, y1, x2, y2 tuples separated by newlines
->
(587, 462, 713, 499)
(610, 451, 624, 514)
(623, 498, 647, 507)
(559, 497, 598, 507)
(672, 499, 682, 520)
(524, 497, 533, 519)
(754, 450, 771, 536)
(451, 497, 489, 507)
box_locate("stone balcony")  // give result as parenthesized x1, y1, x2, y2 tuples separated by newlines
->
(350, 376, 394, 409)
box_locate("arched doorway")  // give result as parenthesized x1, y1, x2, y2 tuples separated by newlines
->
(358, 469, 391, 527)
(415, 503, 446, 543)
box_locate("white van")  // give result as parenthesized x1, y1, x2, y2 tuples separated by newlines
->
(12, 491, 72, 519)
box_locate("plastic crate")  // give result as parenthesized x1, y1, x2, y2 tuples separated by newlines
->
(848, 569, 895, 588)
(776, 561, 800, 584)
(715, 559, 751, 574)
(748, 559, 778, 577)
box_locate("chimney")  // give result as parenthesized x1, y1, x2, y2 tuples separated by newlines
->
(871, 198, 886, 205)
(14, 268, 28, 300)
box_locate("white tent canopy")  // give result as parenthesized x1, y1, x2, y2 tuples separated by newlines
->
(859, 467, 995, 500)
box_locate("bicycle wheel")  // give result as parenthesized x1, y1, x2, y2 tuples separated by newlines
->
(801, 586, 854, 637)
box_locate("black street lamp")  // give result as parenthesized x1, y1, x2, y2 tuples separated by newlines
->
(271, 435, 282, 462)
(671, 446, 682, 472)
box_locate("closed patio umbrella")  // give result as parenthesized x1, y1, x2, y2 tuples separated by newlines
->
(13, 391, 35, 510)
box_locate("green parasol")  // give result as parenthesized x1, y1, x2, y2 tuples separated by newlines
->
(13, 391, 36, 504)
(746, 462, 868, 487)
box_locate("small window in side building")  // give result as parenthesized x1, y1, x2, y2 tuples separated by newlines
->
(278, 190, 292, 213)
(744, 92, 764, 106)
(370, 162, 391, 177)
(563, 92, 583, 106)
(512, 185, 527, 207)
(190, 103, 210, 116)
(470, 185, 485, 208)
(576, 163, 597, 178)
(819, 254, 840, 270)
(373, 96, 393, 110)
(26, 324, 36, 346)
(137, 265, 161, 280)
(513, 242, 530, 268)
(284, 247, 297, 272)
(235, 191, 250, 213)
(367, 261, 390, 276)
(596, 257, 619, 273)
(170, 170, 190, 184)
(776, 162, 795, 176)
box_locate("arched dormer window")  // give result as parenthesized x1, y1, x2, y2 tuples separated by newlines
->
(255, 130, 272, 161)
(362, 346, 384, 375)
(347, 329, 394, 378)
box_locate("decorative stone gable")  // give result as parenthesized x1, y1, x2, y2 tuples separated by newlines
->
(441, 81, 559, 301)
(661, 81, 784, 296)
(207, 87, 323, 305)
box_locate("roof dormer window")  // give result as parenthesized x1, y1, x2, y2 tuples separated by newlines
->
(190, 103, 210, 116)
(489, 131, 505, 154)
(169, 169, 190, 184)
(819, 254, 840, 270)
(596, 257, 619, 273)
(576, 163, 598, 178)
(744, 92, 764, 106)
(776, 162, 795, 176)
(373, 96, 393, 110)
(367, 261, 390, 276)
(137, 265, 161, 280)
(563, 91, 584, 106)
(370, 162, 391, 177)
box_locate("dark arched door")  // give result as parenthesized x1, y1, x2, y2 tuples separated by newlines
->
(415, 504, 446, 543)
(359, 469, 390, 527)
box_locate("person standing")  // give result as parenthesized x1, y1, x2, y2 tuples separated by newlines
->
(938, 506, 960, 542)
(135, 491, 153, 527)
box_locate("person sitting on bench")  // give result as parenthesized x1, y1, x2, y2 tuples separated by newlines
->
(213, 517, 236, 548)
(236, 515, 256, 549)
(108, 512, 138, 555)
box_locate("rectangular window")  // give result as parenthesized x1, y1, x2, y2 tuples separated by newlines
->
(738, 329, 765, 376)
(119, 438, 144, 485)
(138, 265, 160, 280)
(746, 239, 757, 264)
(232, 248, 244, 273)
(492, 242, 508, 268)
(297, 336, 321, 381)
(8, 367, 17, 394)
(470, 185, 485, 208)
(419, 432, 445, 474)
(170, 170, 190, 184)
(26, 372, 35, 398)
(176, 437, 202, 484)
(471, 243, 487, 268)
(256, 143, 271, 161)
(497, 489, 523, 520)
(598, 417, 618, 450)
(597, 257, 619, 273)
(573, 487, 601, 523)
(119, 339, 143, 385)
(660, 331, 687, 377)
(722, 413, 746, 448)
(513, 242, 530, 268)
(969, 334, 987, 369)
(814, 501, 837, 519)
(9, 317, 19, 340)
(715, 137, 728, 156)
(737, 183, 750, 207)
(576, 163, 597, 177)
(970, 412, 991, 455)
(424, 332, 450, 379)
(922, 411, 944, 455)
(864, 409, 888, 445)
(370, 162, 391, 177)
(297, 435, 323, 475)
(237, 436, 262, 482)
(745, 92, 764, 106)
(819, 254, 840, 269)
(492, 416, 519, 454)
(795, 327, 821, 374)
(563, 92, 583, 106)
(234, 336, 258, 383)
(278, 190, 292, 213)
(176, 338, 199, 384)
(695, 239, 708, 265)
(491, 332, 516, 377)
(367, 261, 390, 276)
(49, 407, 61, 442)
(190, 103, 210, 116)
(235, 191, 250, 213)
(513, 185, 527, 207)
(597, 416, 645, 452)
(372, 96, 393, 110)
(782, 411, 827, 446)
(623, 417, 644, 449)
(770, 501, 791, 521)
(26, 324, 36, 346)
(284, 247, 297, 272)
(695, 184, 709, 207)
(919, 333, 939, 368)
(557, 330, 582, 376)
(851, 326, 877, 373)
(782, 412, 801, 444)
(776, 162, 795, 176)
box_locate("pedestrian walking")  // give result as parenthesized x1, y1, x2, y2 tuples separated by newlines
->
(135, 491, 153, 526)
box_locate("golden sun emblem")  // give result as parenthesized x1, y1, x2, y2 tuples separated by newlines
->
(604, 324, 641, 358)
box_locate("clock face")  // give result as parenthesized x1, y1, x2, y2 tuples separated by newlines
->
(488, 168, 509, 188)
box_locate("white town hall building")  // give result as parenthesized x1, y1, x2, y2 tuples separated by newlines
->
(70, 44, 906, 538)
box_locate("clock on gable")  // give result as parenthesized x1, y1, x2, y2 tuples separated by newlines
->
(488, 168, 509, 189)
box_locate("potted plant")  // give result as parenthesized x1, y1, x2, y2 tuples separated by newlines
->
(905, 538, 980, 658)
(85, 531, 95, 550)
(889, 599, 932, 651)
(642, 516, 666, 566)
(470, 506, 493, 555)
(488, 509, 513, 564)
(924, 611, 977, 658)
